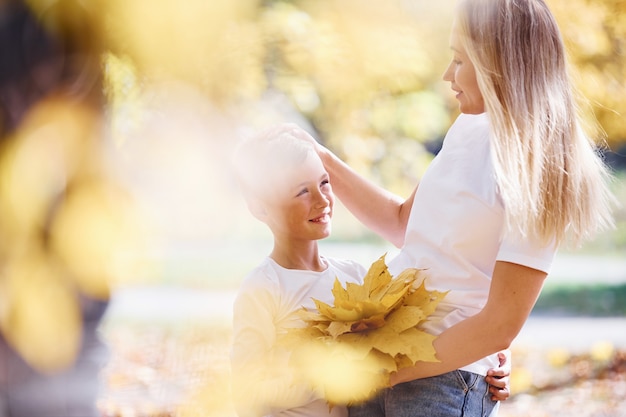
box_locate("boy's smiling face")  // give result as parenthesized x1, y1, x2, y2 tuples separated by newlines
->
(262, 152, 334, 242)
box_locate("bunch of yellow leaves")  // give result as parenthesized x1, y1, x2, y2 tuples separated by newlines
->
(281, 254, 447, 405)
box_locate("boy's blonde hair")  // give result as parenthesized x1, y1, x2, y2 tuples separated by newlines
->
(457, 0, 614, 246)
(233, 124, 316, 201)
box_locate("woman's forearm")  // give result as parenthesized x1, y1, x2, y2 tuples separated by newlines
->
(391, 261, 547, 384)
(391, 309, 510, 383)
(318, 148, 415, 247)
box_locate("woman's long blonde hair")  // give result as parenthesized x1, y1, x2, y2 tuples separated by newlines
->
(456, 0, 614, 246)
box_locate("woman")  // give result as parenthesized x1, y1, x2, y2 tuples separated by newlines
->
(231, 125, 512, 417)
(296, 0, 614, 415)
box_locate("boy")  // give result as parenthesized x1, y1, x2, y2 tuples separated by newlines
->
(229, 124, 509, 417)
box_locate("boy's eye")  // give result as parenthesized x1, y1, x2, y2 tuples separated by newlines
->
(296, 188, 308, 197)
(321, 179, 330, 187)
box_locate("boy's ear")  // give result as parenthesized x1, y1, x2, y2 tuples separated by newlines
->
(246, 197, 268, 221)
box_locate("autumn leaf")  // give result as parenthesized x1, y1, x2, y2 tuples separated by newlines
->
(285, 253, 446, 404)
(361, 255, 392, 298)
(369, 327, 431, 359)
(385, 305, 427, 333)
(288, 339, 390, 405)
(327, 321, 354, 338)
(404, 280, 448, 316)
(338, 321, 438, 372)
(279, 325, 325, 351)
(401, 328, 439, 364)
(0, 252, 82, 372)
(331, 278, 352, 307)
(302, 255, 428, 334)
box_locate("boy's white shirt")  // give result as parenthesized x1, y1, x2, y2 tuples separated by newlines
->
(231, 256, 366, 417)
(388, 112, 557, 376)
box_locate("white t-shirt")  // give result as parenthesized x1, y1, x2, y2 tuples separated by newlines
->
(231, 256, 366, 417)
(388, 112, 557, 375)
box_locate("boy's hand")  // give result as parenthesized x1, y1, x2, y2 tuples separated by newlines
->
(486, 350, 511, 401)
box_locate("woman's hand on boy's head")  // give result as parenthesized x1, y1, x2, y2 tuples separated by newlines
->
(261, 123, 323, 150)
(284, 124, 326, 154)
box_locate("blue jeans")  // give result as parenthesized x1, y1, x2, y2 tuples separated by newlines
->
(349, 370, 498, 417)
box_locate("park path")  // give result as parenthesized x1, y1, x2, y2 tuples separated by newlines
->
(105, 285, 626, 353)
(104, 242, 626, 353)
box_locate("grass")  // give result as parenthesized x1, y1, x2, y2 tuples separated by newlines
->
(533, 283, 626, 317)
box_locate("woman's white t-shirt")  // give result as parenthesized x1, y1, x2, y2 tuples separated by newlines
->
(388, 112, 557, 375)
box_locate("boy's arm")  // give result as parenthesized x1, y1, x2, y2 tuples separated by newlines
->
(231, 284, 317, 416)
(292, 126, 415, 248)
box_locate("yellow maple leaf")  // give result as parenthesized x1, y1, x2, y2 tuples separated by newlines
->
(404, 280, 448, 316)
(1, 253, 82, 373)
(395, 354, 414, 370)
(361, 255, 393, 298)
(314, 297, 363, 322)
(402, 328, 439, 364)
(289, 341, 389, 405)
(286, 253, 446, 403)
(385, 305, 427, 333)
(304, 255, 424, 330)
(338, 319, 437, 369)
(327, 321, 354, 338)
(331, 278, 352, 308)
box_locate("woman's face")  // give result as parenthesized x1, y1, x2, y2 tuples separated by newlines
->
(442, 25, 485, 115)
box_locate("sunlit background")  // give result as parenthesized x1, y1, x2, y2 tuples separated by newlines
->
(1, 0, 625, 416)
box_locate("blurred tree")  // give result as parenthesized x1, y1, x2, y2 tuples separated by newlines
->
(548, 0, 626, 150)
(253, 0, 457, 196)
(102, 0, 626, 195)
(245, 0, 626, 195)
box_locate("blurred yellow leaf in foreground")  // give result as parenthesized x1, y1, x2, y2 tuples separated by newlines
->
(0, 97, 144, 372)
(1, 254, 82, 372)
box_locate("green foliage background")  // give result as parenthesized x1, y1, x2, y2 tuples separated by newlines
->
(103, 0, 626, 250)
(249, 0, 626, 183)
(109, 0, 626, 184)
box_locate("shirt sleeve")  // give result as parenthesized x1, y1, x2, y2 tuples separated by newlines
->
(230, 272, 318, 416)
(496, 230, 557, 274)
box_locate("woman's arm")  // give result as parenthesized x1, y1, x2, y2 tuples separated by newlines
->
(390, 260, 547, 384)
(293, 127, 415, 247)
(319, 148, 416, 248)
